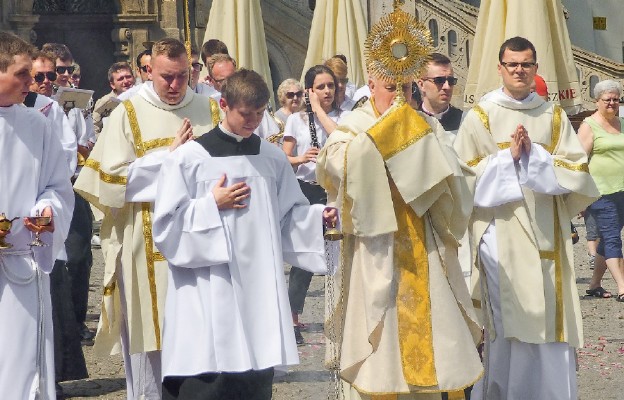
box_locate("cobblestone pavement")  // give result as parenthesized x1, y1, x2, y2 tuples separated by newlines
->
(62, 218, 624, 398)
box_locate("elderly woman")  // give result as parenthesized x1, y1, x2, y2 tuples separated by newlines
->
(275, 78, 303, 124)
(578, 80, 624, 300)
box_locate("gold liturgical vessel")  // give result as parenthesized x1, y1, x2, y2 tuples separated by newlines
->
(28, 211, 52, 247)
(0, 213, 18, 249)
(324, 220, 343, 241)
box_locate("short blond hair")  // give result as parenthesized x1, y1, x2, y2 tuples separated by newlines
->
(324, 57, 348, 79)
(151, 38, 187, 60)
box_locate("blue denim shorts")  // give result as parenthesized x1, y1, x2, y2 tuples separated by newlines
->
(589, 192, 624, 259)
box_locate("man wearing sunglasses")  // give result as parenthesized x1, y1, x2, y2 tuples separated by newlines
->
(417, 52, 463, 139)
(118, 49, 152, 102)
(40, 43, 96, 397)
(27, 51, 77, 175)
(454, 36, 599, 400)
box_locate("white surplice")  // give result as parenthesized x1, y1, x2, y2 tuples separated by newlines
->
(454, 89, 599, 400)
(152, 140, 326, 378)
(32, 94, 77, 175)
(0, 105, 74, 400)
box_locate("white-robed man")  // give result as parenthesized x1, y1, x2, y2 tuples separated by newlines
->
(315, 15, 484, 397)
(454, 36, 599, 399)
(74, 38, 218, 399)
(153, 69, 336, 400)
(0, 31, 74, 399)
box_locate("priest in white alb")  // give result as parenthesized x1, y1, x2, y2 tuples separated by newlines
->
(454, 37, 599, 400)
(0, 31, 74, 400)
(316, 9, 484, 399)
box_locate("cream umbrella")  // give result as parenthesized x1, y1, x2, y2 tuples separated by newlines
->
(464, 0, 582, 113)
(203, 0, 274, 101)
(300, 0, 368, 87)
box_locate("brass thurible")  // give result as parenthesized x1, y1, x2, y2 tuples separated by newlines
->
(324, 221, 344, 241)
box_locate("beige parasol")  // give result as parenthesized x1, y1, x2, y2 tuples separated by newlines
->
(464, 0, 582, 113)
(202, 0, 274, 101)
(300, 0, 368, 87)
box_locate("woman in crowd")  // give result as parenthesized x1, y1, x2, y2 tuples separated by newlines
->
(275, 78, 304, 123)
(578, 80, 624, 300)
(324, 56, 355, 111)
(282, 65, 348, 344)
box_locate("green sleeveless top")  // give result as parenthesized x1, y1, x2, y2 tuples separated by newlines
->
(587, 116, 624, 195)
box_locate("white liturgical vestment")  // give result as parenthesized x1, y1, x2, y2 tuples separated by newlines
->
(0, 105, 74, 400)
(152, 137, 327, 377)
(454, 89, 599, 400)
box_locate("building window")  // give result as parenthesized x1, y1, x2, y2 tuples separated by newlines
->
(589, 75, 599, 98)
(429, 19, 439, 47)
(448, 30, 458, 57)
(466, 39, 470, 67)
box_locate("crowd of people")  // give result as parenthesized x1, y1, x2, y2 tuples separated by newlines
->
(0, 9, 621, 400)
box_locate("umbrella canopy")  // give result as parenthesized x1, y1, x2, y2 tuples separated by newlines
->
(203, 0, 274, 101)
(300, 0, 368, 87)
(464, 0, 582, 113)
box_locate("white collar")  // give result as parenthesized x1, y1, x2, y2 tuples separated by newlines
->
(422, 103, 450, 119)
(218, 122, 244, 142)
(482, 87, 544, 110)
(139, 81, 194, 110)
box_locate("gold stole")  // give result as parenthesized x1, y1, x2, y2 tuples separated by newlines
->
(367, 104, 437, 386)
(121, 99, 163, 349)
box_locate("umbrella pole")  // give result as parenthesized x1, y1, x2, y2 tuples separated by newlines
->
(183, 0, 192, 86)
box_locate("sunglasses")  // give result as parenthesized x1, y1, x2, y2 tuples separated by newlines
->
(191, 63, 203, 72)
(423, 76, 458, 86)
(139, 65, 149, 73)
(71, 74, 81, 80)
(286, 90, 303, 99)
(56, 66, 75, 75)
(33, 71, 58, 83)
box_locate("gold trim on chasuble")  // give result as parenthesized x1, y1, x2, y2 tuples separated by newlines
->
(209, 97, 221, 126)
(84, 159, 128, 185)
(122, 100, 163, 349)
(367, 104, 437, 386)
(473, 103, 566, 342)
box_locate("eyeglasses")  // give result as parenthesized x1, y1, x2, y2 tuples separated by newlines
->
(33, 71, 57, 83)
(285, 90, 303, 99)
(139, 65, 149, 73)
(191, 63, 203, 72)
(423, 76, 458, 86)
(71, 74, 81, 80)
(56, 66, 75, 75)
(337, 78, 349, 85)
(500, 61, 536, 71)
(599, 98, 620, 104)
